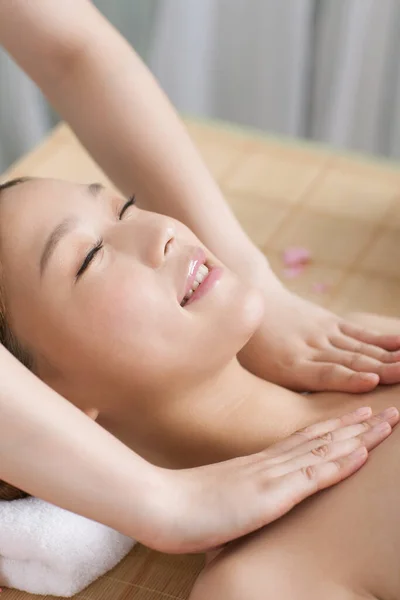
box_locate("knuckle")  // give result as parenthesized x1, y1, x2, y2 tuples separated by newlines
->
(380, 350, 390, 363)
(318, 364, 334, 385)
(353, 341, 364, 354)
(349, 352, 362, 369)
(292, 429, 312, 442)
(301, 465, 317, 481)
(320, 432, 333, 443)
(369, 415, 384, 428)
(311, 443, 330, 458)
(360, 421, 371, 432)
(350, 371, 365, 384)
(335, 415, 347, 429)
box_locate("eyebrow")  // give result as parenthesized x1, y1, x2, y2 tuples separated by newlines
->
(87, 182, 104, 196)
(39, 183, 104, 277)
(39, 217, 78, 277)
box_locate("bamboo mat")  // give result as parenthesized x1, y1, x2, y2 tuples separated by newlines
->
(2, 118, 400, 599)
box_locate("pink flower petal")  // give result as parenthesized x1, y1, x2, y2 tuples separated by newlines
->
(282, 246, 311, 267)
(283, 265, 306, 279)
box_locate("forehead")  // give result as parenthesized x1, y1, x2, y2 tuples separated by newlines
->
(0, 178, 102, 232)
(1, 178, 85, 214)
(0, 179, 92, 264)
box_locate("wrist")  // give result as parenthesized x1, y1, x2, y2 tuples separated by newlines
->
(135, 467, 205, 554)
(122, 464, 171, 548)
(129, 465, 195, 553)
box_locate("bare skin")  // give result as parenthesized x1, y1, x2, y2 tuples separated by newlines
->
(190, 314, 400, 600)
(2, 179, 400, 592)
(0, 3, 400, 562)
(2, 0, 400, 395)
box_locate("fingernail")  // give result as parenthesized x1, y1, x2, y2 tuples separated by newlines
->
(380, 407, 399, 420)
(360, 373, 379, 383)
(373, 422, 391, 434)
(354, 406, 372, 417)
(349, 447, 368, 461)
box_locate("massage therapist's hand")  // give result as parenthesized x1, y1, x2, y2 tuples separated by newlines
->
(239, 286, 400, 393)
(147, 406, 398, 553)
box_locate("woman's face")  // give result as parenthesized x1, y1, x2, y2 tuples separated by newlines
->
(0, 179, 264, 406)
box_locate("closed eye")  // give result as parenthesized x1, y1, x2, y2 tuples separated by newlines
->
(76, 238, 104, 280)
(119, 195, 136, 220)
(75, 195, 135, 280)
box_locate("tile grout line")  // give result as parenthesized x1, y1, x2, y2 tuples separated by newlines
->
(325, 190, 400, 304)
(264, 156, 335, 250)
(216, 140, 261, 188)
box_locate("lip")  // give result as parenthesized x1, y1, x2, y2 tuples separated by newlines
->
(185, 265, 223, 307)
(181, 247, 207, 304)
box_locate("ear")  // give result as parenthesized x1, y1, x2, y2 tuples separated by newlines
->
(83, 408, 100, 421)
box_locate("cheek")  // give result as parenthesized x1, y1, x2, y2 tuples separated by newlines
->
(96, 280, 151, 340)
(80, 270, 181, 370)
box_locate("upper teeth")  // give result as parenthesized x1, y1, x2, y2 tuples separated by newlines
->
(182, 264, 209, 305)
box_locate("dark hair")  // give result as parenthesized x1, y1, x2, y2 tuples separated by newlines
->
(0, 178, 33, 501)
(0, 177, 31, 192)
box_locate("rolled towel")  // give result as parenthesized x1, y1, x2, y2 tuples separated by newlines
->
(0, 496, 135, 597)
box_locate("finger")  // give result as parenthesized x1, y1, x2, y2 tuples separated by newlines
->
(377, 363, 400, 385)
(315, 347, 385, 371)
(266, 447, 368, 520)
(314, 348, 400, 384)
(301, 361, 379, 393)
(339, 321, 400, 352)
(266, 421, 391, 478)
(265, 407, 399, 465)
(262, 406, 372, 458)
(330, 333, 400, 364)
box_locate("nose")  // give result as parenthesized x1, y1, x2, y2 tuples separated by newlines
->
(148, 217, 176, 268)
(109, 210, 176, 268)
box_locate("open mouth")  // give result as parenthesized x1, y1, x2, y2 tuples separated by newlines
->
(180, 262, 210, 307)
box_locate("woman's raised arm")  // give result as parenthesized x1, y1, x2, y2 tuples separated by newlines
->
(0, 0, 268, 287)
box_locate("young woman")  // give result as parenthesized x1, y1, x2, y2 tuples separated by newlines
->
(0, 176, 399, 600)
(1, 0, 400, 564)
(2, 0, 399, 396)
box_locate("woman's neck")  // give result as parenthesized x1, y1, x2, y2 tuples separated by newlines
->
(98, 359, 315, 468)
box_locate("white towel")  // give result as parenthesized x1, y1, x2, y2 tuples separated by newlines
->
(0, 496, 136, 597)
